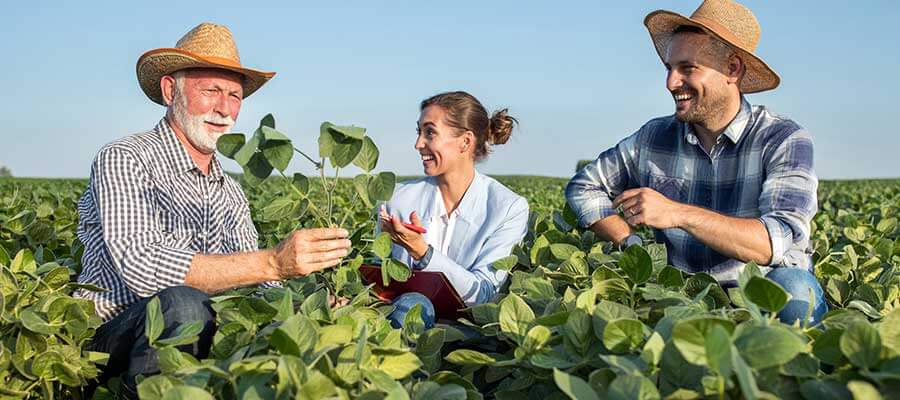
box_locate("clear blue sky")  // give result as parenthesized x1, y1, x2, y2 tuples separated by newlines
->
(2, 1, 898, 179)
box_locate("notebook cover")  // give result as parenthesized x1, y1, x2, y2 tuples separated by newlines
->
(359, 264, 469, 321)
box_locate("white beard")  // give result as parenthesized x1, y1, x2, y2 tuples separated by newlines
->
(172, 94, 234, 154)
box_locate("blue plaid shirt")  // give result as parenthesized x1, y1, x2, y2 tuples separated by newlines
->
(566, 98, 817, 283)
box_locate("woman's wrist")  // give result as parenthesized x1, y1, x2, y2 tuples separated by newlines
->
(408, 240, 429, 260)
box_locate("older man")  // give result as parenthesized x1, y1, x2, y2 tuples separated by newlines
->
(567, 0, 827, 324)
(76, 23, 351, 396)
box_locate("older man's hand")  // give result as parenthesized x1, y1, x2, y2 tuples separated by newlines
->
(269, 228, 351, 279)
(613, 188, 686, 229)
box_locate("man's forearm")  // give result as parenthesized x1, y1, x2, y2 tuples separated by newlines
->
(184, 249, 278, 294)
(588, 215, 634, 246)
(677, 204, 773, 265)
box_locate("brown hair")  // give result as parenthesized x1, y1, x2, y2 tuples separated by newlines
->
(420, 91, 517, 162)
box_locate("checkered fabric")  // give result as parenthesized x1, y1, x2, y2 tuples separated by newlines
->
(75, 118, 261, 321)
(566, 98, 817, 284)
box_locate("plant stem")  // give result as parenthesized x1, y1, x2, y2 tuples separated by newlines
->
(277, 171, 328, 227)
(293, 147, 321, 168)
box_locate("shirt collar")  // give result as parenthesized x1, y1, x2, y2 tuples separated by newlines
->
(684, 96, 752, 145)
(426, 170, 485, 224)
(157, 118, 226, 182)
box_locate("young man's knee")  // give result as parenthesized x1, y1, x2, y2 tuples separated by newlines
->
(765, 267, 827, 325)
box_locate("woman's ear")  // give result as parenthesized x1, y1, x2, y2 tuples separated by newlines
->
(460, 131, 474, 153)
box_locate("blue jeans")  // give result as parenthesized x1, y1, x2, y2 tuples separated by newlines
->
(765, 267, 828, 326)
(387, 292, 436, 329)
(88, 286, 216, 399)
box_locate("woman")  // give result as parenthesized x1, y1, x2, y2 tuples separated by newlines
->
(379, 91, 529, 329)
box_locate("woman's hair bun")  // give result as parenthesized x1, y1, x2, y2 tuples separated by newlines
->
(488, 108, 517, 145)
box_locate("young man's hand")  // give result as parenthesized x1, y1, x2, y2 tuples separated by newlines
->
(613, 188, 685, 229)
(269, 228, 351, 279)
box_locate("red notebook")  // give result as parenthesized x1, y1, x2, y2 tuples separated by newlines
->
(360, 264, 469, 321)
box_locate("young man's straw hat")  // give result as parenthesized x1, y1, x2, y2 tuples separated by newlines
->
(136, 22, 276, 105)
(644, 0, 780, 93)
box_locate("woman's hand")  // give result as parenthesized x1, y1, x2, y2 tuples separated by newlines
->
(380, 205, 429, 260)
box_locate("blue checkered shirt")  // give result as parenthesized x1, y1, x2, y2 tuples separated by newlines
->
(566, 98, 817, 283)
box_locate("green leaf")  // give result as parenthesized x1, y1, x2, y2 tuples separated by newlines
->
(705, 325, 733, 377)
(602, 318, 646, 354)
(734, 325, 806, 370)
(550, 243, 580, 261)
(162, 385, 216, 400)
(657, 266, 684, 288)
(379, 352, 423, 379)
(499, 293, 535, 343)
(234, 132, 261, 166)
(492, 255, 518, 271)
(846, 381, 882, 400)
(216, 133, 246, 159)
(444, 349, 496, 366)
(743, 276, 789, 313)
(732, 352, 761, 400)
(260, 113, 276, 129)
(876, 217, 897, 233)
(368, 172, 397, 202)
(607, 374, 660, 400)
(145, 297, 165, 345)
(353, 136, 379, 172)
(242, 152, 273, 184)
(522, 325, 552, 354)
(155, 321, 204, 347)
(11, 249, 36, 274)
(137, 375, 176, 400)
(373, 233, 393, 259)
(403, 303, 425, 343)
(332, 137, 363, 168)
(879, 309, 900, 358)
(672, 317, 735, 366)
(799, 380, 852, 400)
(384, 258, 411, 284)
(329, 124, 367, 140)
(318, 123, 337, 158)
(619, 245, 652, 284)
(813, 328, 846, 366)
(260, 139, 292, 172)
(553, 368, 600, 400)
(353, 174, 372, 207)
(840, 321, 882, 369)
(563, 308, 593, 353)
(271, 314, 317, 356)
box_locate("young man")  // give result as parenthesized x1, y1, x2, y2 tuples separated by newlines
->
(566, 0, 827, 324)
(76, 23, 351, 397)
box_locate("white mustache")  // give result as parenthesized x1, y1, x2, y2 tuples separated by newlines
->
(204, 114, 234, 127)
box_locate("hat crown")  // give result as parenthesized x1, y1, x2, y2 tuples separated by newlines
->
(690, 0, 760, 51)
(174, 22, 241, 64)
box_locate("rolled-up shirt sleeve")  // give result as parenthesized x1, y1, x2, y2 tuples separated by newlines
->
(566, 131, 640, 228)
(93, 146, 195, 297)
(757, 128, 818, 267)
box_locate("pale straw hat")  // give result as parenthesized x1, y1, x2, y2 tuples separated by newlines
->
(644, 0, 780, 93)
(136, 22, 276, 105)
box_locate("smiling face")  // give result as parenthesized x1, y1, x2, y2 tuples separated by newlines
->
(664, 31, 740, 125)
(164, 68, 244, 154)
(415, 105, 474, 177)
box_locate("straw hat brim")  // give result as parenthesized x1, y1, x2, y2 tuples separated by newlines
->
(137, 47, 276, 106)
(644, 10, 780, 94)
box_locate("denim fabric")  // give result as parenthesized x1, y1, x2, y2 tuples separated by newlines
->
(387, 292, 435, 329)
(765, 267, 828, 326)
(88, 286, 216, 399)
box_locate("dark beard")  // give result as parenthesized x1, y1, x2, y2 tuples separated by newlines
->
(675, 89, 729, 125)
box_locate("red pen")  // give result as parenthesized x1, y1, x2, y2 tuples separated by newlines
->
(402, 222, 427, 234)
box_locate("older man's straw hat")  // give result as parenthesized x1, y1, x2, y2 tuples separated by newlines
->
(136, 22, 275, 105)
(644, 0, 780, 93)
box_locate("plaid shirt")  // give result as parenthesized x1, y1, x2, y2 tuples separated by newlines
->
(566, 98, 817, 283)
(75, 118, 260, 321)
